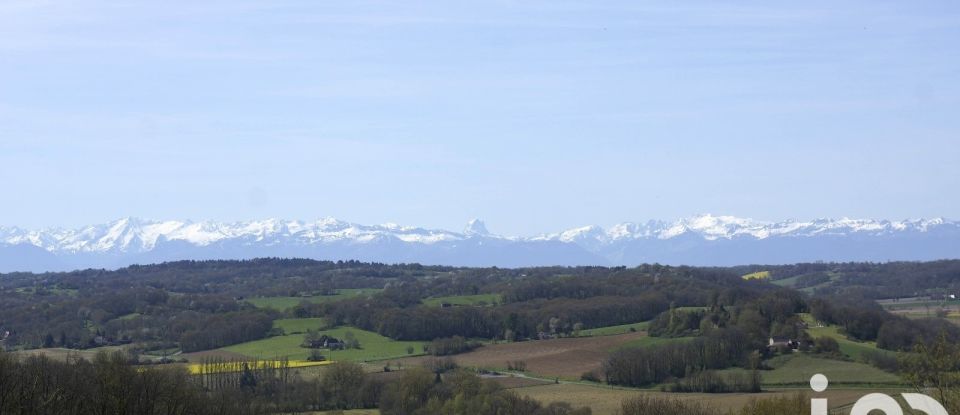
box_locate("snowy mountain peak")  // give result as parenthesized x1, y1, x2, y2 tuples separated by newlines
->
(464, 219, 491, 236)
(0, 215, 957, 272)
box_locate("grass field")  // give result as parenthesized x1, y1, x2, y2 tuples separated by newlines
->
(580, 321, 650, 336)
(876, 298, 960, 310)
(799, 313, 892, 361)
(742, 271, 771, 280)
(759, 354, 901, 386)
(223, 324, 425, 362)
(617, 335, 694, 350)
(517, 383, 873, 415)
(10, 346, 124, 362)
(877, 298, 960, 324)
(771, 272, 840, 293)
(422, 293, 502, 307)
(807, 325, 887, 361)
(717, 354, 902, 388)
(246, 289, 382, 310)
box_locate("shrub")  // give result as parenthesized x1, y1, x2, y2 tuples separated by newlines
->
(507, 360, 527, 371)
(813, 336, 840, 355)
(307, 349, 325, 362)
(580, 370, 601, 382)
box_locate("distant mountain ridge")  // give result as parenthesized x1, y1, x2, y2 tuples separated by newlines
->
(1, 214, 958, 272)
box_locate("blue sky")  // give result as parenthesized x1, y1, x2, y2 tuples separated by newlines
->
(1, 1, 958, 235)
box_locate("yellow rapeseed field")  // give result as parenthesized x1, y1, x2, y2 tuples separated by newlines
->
(741, 271, 771, 280)
(187, 359, 333, 375)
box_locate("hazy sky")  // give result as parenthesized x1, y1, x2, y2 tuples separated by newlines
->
(1, 1, 958, 235)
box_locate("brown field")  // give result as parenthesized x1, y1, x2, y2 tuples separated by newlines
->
(10, 346, 124, 362)
(519, 383, 891, 415)
(395, 331, 646, 379)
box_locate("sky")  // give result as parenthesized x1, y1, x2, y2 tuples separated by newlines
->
(0, 1, 958, 235)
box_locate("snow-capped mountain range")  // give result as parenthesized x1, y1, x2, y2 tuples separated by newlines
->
(1, 214, 958, 272)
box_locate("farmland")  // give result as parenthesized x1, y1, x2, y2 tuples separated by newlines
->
(223, 323, 425, 362)
(800, 313, 891, 361)
(713, 354, 901, 389)
(185, 358, 332, 374)
(741, 271, 770, 280)
(759, 354, 900, 386)
(616, 334, 693, 350)
(876, 297, 960, 326)
(516, 383, 877, 415)
(396, 331, 646, 379)
(10, 346, 124, 362)
(579, 321, 650, 336)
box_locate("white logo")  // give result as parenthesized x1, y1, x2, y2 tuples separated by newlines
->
(810, 374, 948, 415)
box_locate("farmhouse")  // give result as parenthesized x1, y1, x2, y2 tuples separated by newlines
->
(302, 334, 344, 350)
(768, 337, 799, 350)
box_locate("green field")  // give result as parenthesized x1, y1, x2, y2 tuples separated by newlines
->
(771, 272, 840, 293)
(11, 346, 125, 362)
(799, 313, 890, 361)
(223, 323, 425, 362)
(807, 324, 887, 361)
(770, 275, 801, 287)
(760, 354, 901, 386)
(617, 335, 694, 350)
(246, 289, 382, 310)
(579, 321, 650, 336)
(422, 293, 502, 307)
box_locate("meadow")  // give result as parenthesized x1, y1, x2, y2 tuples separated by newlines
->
(714, 354, 900, 389)
(516, 383, 878, 415)
(222, 322, 425, 362)
(10, 346, 124, 362)
(799, 313, 893, 361)
(616, 334, 694, 350)
(579, 321, 650, 336)
(877, 297, 960, 325)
